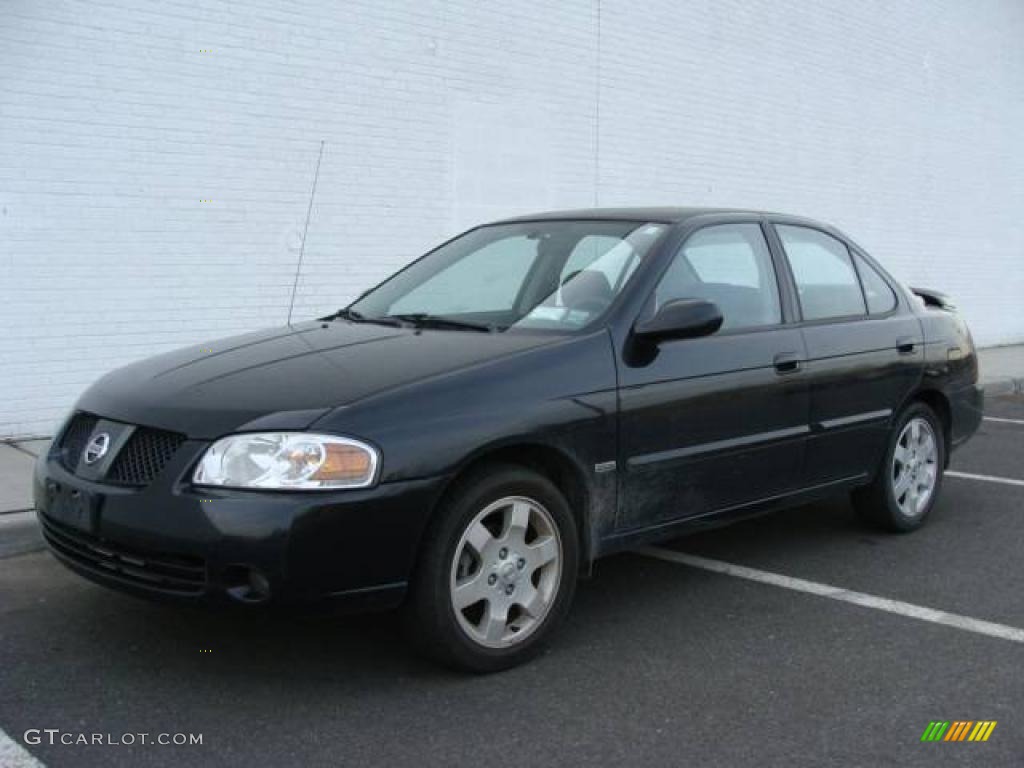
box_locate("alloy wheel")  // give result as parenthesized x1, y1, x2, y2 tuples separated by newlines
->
(891, 416, 939, 518)
(449, 496, 562, 649)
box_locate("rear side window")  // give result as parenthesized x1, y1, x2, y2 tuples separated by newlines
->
(655, 223, 781, 331)
(777, 225, 867, 320)
(854, 253, 898, 314)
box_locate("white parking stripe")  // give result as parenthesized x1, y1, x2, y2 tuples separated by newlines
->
(947, 470, 1024, 488)
(0, 728, 45, 768)
(638, 547, 1024, 644)
(984, 416, 1024, 425)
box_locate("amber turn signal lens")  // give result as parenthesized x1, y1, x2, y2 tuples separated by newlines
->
(312, 443, 373, 482)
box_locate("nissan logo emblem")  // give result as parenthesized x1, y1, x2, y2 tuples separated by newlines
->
(83, 432, 111, 465)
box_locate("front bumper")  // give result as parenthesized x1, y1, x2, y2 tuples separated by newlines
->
(33, 442, 447, 610)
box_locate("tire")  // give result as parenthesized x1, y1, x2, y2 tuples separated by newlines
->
(852, 401, 946, 532)
(404, 463, 579, 673)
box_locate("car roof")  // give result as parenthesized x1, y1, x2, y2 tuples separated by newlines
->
(489, 207, 778, 225)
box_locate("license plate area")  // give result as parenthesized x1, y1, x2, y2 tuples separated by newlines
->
(45, 482, 100, 533)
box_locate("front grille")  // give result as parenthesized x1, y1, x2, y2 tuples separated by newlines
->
(40, 513, 207, 595)
(107, 427, 187, 486)
(58, 413, 98, 471)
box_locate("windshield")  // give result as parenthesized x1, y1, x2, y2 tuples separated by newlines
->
(348, 220, 668, 332)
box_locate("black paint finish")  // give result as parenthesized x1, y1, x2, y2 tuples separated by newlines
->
(617, 326, 810, 529)
(34, 208, 982, 607)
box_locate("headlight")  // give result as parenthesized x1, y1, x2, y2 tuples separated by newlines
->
(193, 433, 379, 490)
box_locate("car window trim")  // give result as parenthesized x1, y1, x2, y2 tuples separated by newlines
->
(759, 219, 801, 325)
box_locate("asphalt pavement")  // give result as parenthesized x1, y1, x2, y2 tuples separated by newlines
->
(1, 395, 1023, 767)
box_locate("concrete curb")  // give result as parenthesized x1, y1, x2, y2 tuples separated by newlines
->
(0, 511, 42, 559)
(983, 377, 1024, 398)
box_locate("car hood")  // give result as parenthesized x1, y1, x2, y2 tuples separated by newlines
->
(75, 321, 562, 439)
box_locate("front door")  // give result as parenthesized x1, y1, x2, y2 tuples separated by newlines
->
(617, 222, 810, 531)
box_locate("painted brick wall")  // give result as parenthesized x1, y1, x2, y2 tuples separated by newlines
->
(1, 0, 1022, 437)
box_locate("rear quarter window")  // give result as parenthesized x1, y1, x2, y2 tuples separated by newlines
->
(854, 253, 898, 314)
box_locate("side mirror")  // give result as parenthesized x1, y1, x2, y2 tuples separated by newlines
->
(634, 298, 723, 342)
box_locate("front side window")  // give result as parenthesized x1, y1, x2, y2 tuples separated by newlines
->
(777, 225, 867, 320)
(350, 220, 668, 332)
(653, 223, 782, 331)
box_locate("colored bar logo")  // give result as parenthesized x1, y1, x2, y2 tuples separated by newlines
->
(921, 721, 997, 742)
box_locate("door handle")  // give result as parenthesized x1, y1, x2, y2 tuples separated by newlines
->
(896, 337, 917, 355)
(773, 352, 803, 374)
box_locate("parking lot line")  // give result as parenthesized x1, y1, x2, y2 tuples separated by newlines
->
(0, 728, 44, 768)
(984, 416, 1024, 425)
(947, 470, 1024, 488)
(637, 547, 1024, 644)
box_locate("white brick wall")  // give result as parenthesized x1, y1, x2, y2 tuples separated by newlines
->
(1, 0, 1022, 437)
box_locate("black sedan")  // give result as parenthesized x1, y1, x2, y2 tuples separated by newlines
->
(35, 208, 982, 672)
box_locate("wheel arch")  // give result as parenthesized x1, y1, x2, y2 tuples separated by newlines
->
(434, 440, 595, 570)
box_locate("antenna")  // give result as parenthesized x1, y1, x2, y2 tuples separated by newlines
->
(287, 139, 325, 325)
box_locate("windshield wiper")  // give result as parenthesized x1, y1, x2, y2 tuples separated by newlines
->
(385, 313, 496, 333)
(324, 308, 402, 327)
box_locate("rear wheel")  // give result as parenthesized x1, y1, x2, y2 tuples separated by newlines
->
(405, 464, 578, 672)
(852, 402, 945, 532)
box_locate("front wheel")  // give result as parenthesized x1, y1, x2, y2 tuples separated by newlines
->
(405, 464, 579, 673)
(852, 402, 945, 532)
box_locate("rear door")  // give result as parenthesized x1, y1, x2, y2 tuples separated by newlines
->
(769, 222, 923, 485)
(616, 221, 810, 530)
